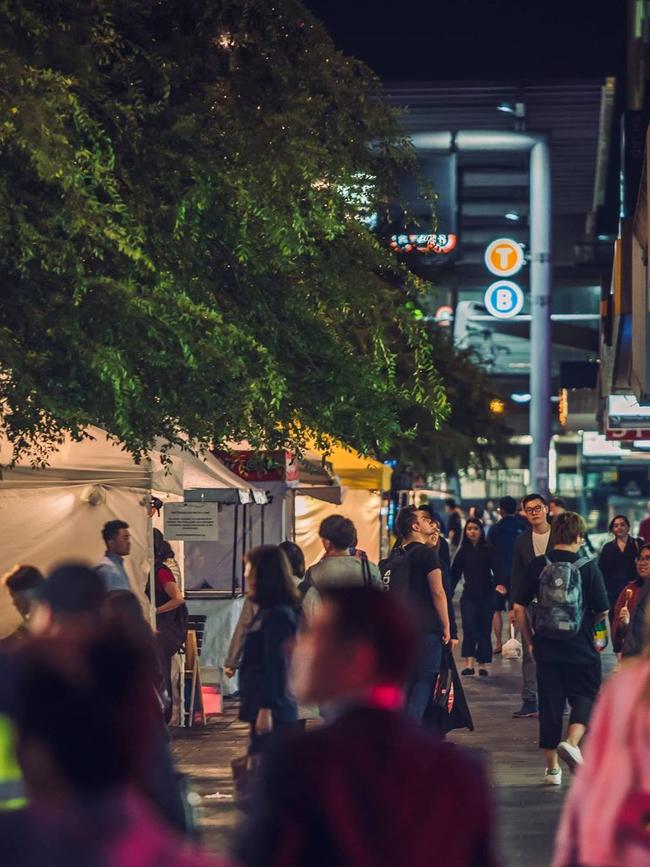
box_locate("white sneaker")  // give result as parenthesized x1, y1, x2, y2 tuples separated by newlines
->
(557, 741, 583, 775)
(544, 767, 562, 786)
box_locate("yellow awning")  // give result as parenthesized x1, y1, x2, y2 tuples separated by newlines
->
(307, 442, 392, 491)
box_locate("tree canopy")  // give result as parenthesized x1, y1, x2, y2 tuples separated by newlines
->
(0, 0, 456, 462)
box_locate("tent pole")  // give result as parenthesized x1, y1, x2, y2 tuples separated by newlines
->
(242, 503, 246, 563)
(232, 505, 239, 598)
(147, 490, 157, 633)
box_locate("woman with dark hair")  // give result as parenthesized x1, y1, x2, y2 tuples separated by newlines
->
(598, 515, 642, 620)
(152, 530, 187, 723)
(238, 545, 300, 751)
(451, 519, 496, 677)
(278, 540, 306, 588)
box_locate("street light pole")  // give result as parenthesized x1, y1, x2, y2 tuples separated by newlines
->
(410, 130, 554, 496)
(529, 138, 552, 497)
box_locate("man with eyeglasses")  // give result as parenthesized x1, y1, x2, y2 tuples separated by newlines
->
(509, 493, 553, 718)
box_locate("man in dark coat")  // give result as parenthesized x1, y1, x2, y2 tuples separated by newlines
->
(235, 586, 496, 867)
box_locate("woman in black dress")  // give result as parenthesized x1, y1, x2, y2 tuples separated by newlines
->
(598, 515, 642, 619)
(451, 519, 496, 677)
(239, 544, 300, 752)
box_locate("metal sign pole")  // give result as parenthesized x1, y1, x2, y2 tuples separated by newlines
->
(529, 138, 552, 497)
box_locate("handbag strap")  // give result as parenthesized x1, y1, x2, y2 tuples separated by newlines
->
(361, 555, 371, 587)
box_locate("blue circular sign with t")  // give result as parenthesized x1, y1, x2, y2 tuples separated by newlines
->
(484, 280, 524, 319)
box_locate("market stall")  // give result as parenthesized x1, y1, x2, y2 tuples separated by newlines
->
(294, 445, 392, 566)
(0, 427, 258, 635)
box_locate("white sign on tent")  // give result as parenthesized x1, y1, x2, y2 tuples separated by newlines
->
(164, 503, 219, 541)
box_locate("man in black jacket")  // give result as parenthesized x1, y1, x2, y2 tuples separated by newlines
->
(510, 493, 553, 718)
(236, 587, 496, 867)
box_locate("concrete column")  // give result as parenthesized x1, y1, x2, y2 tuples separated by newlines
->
(529, 138, 552, 496)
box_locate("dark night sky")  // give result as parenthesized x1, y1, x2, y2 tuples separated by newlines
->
(303, 0, 627, 82)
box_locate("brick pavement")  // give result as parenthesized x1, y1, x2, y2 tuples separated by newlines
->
(173, 648, 616, 866)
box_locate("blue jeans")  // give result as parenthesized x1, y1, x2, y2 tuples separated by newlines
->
(406, 632, 444, 722)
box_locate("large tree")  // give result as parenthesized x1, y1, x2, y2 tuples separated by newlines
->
(0, 0, 453, 462)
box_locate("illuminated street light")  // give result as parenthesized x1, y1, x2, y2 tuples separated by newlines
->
(505, 212, 520, 221)
(489, 398, 506, 415)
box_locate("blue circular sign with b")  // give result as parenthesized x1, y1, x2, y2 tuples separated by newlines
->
(484, 280, 524, 319)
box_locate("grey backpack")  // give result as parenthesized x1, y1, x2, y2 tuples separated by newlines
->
(534, 556, 589, 640)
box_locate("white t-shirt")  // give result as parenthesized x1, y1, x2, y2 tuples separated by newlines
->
(532, 528, 551, 557)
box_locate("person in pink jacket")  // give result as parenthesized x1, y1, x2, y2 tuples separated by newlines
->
(552, 656, 650, 866)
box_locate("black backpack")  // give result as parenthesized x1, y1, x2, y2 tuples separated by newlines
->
(379, 546, 413, 594)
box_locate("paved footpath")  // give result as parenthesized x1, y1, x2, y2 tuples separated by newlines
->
(173, 649, 616, 866)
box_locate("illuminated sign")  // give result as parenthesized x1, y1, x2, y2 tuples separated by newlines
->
(558, 388, 568, 427)
(484, 280, 524, 319)
(606, 428, 650, 441)
(434, 305, 454, 327)
(389, 233, 458, 255)
(484, 238, 525, 277)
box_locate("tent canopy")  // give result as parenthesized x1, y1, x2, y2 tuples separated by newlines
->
(0, 426, 265, 498)
(305, 442, 392, 492)
(0, 426, 266, 636)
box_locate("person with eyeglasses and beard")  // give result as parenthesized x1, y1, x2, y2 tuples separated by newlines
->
(510, 494, 553, 719)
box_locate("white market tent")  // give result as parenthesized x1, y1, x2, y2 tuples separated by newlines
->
(0, 426, 257, 637)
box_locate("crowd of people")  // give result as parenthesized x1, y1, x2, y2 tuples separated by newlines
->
(2, 495, 650, 865)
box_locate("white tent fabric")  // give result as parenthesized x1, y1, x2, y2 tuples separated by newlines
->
(0, 427, 154, 490)
(151, 443, 254, 497)
(0, 484, 151, 638)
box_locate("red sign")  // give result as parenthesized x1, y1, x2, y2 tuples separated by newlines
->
(215, 450, 299, 482)
(605, 429, 650, 441)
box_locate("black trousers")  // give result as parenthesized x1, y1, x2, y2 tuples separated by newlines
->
(460, 594, 494, 664)
(536, 659, 601, 750)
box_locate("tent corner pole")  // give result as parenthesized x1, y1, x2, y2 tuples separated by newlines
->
(147, 487, 156, 633)
(232, 504, 239, 598)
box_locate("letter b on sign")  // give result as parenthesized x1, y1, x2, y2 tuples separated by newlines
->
(484, 280, 524, 319)
(496, 288, 512, 311)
